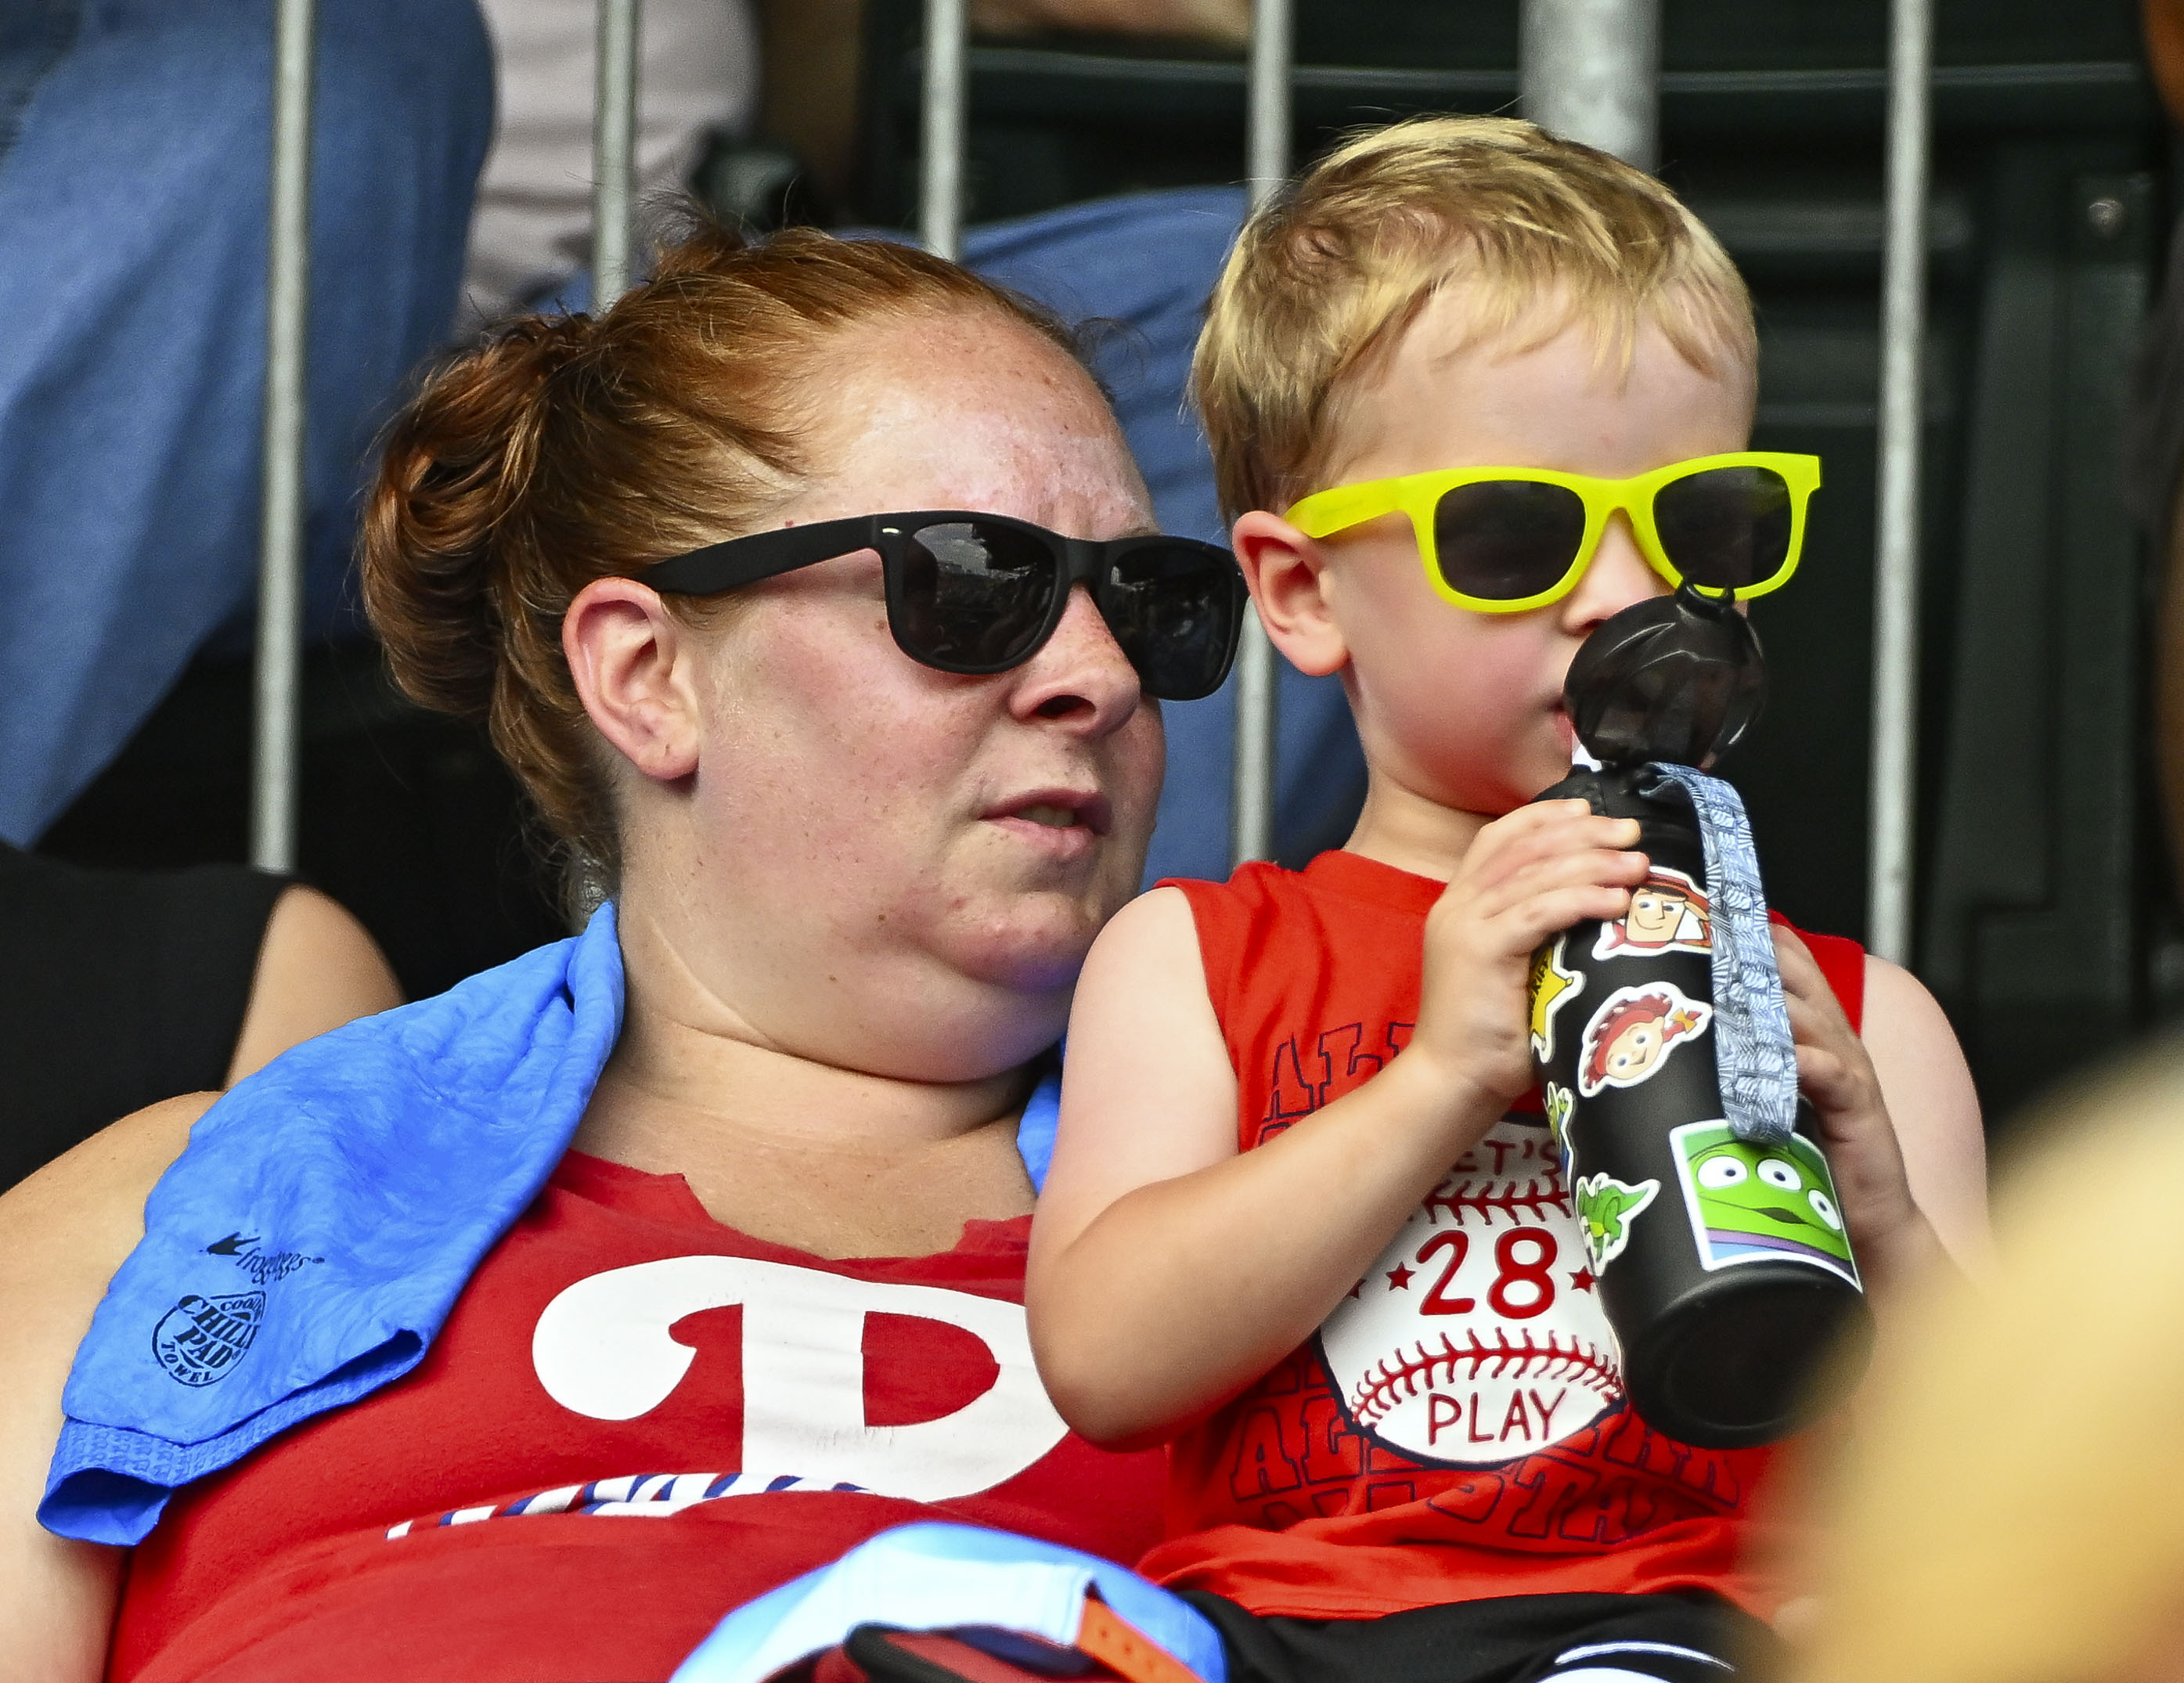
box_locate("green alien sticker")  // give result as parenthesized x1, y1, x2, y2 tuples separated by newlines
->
(1668, 1120, 1859, 1287)
(1572, 1171, 1659, 1272)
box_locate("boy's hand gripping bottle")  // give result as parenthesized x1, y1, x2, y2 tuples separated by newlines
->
(1528, 586, 1873, 1447)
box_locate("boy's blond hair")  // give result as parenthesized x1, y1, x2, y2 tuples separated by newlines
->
(1193, 116, 1757, 520)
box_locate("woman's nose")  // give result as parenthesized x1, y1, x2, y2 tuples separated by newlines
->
(1561, 511, 1668, 631)
(1009, 584, 1144, 731)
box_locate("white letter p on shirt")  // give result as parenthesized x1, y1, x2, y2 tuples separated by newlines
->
(531, 1256, 1069, 1500)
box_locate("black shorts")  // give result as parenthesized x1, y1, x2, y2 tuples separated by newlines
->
(1180, 1589, 1780, 1683)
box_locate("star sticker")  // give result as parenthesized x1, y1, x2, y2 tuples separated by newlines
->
(1347, 1279, 1364, 1299)
(1569, 1267, 1596, 1293)
(1527, 937, 1584, 1061)
(1386, 1263, 1415, 1291)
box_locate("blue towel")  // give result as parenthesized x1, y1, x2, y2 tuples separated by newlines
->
(40, 902, 627, 1545)
(41, 903, 1069, 1548)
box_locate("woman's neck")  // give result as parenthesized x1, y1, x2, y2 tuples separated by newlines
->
(569, 903, 1047, 1258)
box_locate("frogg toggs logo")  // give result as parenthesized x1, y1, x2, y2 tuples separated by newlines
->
(153, 1292, 265, 1386)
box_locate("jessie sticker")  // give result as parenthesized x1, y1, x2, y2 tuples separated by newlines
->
(1577, 983, 1712, 1097)
(1593, 866, 1712, 961)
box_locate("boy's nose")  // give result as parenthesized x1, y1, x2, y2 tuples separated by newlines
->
(1562, 512, 1668, 631)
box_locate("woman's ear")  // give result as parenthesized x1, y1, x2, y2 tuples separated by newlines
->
(562, 577, 704, 784)
(1231, 510, 1350, 679)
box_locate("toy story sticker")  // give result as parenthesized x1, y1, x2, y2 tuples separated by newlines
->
(1576, 983, 1713, 1097)
(1668, 1120, 1859, 1287)
(1572, 1172, 1659, 1274)
(1543, 1081, 1575, 1177)
(1527, 937, 1584, 1061)
(1593, 867, 1712, 961)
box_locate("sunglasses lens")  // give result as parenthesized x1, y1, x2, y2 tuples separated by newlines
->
(1102, 542, 1241, 701)
(896, 521, 1058, 668)
(1652, 466, 1794, 591)
(1431, 481, 1589, 602)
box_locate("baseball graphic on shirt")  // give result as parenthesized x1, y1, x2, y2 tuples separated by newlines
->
(1576, 982, 1713, 1097)
(1317, 1112, 1624, 1467)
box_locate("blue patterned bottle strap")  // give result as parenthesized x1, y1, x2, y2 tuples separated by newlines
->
(1636, 763, 1798, 1147)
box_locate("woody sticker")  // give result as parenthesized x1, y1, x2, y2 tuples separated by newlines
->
(1593, 866, 1712, 961)
(1527, 936, 1584, 1062)
(1576, 983, 1713, 1097)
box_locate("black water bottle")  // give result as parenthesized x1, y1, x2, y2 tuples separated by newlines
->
(1527, 586, 1873, 1448)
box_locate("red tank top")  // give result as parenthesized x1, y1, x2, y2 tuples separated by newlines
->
(1138, 851, 1865, 1623)
(114, 1151, 1166, 1683)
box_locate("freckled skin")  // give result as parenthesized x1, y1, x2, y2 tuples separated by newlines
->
(621, 308, 1167, 1083)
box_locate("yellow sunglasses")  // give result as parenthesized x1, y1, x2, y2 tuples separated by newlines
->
(1284, 451, 1822, 614)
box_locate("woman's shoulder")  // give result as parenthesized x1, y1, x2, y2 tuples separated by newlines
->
(1, 1090, 213, 1258)
(0, 1092, 213, 1676)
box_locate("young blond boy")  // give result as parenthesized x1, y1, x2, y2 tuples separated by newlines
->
(1026, 117, 1987, 1683)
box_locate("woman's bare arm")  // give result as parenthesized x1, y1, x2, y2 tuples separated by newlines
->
(223, 885, 401, 1086)
(0, 1093, 213, 1683)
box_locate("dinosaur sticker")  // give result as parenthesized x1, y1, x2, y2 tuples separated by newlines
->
(1572, 1172, 1659, 1272)
(1527, 936, 1585, 1062)
(1577, 983, 1712, 1097)
(1669, 1120, 1858, 1286)
(1593, 866, 1712, 960)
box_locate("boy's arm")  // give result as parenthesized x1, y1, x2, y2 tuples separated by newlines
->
(1029, 888, 1497, 1447)
(1773, 929, 1987, 1299)
(1029, 802, 1649, 1450)
(1859, 955, 1988, 1267)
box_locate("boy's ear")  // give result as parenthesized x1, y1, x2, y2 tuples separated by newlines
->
(562, 576, 705, 784)
(1232, 510, 1350, 679)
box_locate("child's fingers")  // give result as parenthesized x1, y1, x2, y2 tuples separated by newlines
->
(1463, 846, 1651, 924)
(1484, 881, 1640, 953)
(1771, 927, 1848, 1025)
(1794, 1043, 1871, 1132)
(1463, 805, 1640, 885)
(1459, 829, 1648, 909)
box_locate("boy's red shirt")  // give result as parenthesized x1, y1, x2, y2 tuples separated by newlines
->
(1141, 850, 1865, 1622)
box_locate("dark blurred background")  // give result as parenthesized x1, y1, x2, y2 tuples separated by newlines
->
(32, 0, 2175, 1139)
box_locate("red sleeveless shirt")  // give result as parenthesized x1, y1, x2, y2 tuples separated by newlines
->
(1137, 851, 1865, 1623)
(114, 1151, 1166, 1683)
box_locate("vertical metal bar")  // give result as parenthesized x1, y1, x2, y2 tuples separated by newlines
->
(252, 0, 315, 874)
(1518, 0, 1661, 172)
(1868, 0, 1934, 965)
(1231, 0, 1292, 868)
(593, 0, 641, 305)
(921, 0, 968, 259)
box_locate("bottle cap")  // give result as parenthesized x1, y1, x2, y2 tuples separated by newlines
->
(1563, 585, 1766, 770)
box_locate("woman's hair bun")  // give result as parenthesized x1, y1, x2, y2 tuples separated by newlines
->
(361, 313, 596, 726)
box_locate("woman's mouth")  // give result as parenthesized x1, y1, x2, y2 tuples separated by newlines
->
(984, 790, 1114, 857)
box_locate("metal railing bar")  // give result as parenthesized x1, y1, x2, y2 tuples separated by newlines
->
(1867, 0, 1934, 965)
(593, 0, 640, 305)
(1518, 0, 1662, 171)
(252, 0, 316, 874)
(921, 0, 968, 259)
(1231, 0, 1291, 869)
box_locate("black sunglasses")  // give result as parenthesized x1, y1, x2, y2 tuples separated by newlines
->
(643, 510, 1248, 702)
